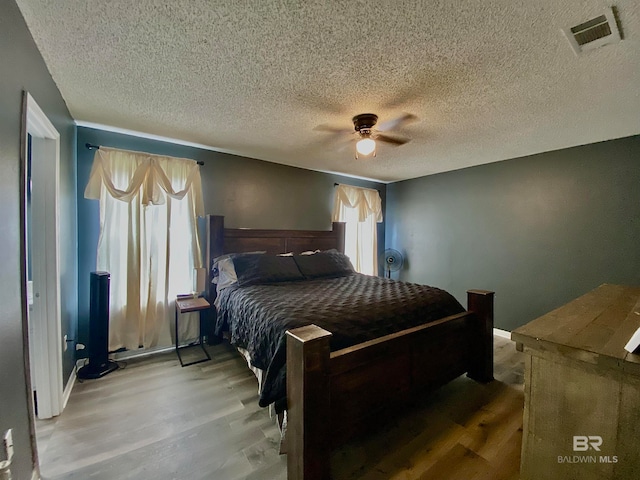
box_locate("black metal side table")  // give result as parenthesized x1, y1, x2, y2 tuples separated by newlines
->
(175, 296, 212, 367)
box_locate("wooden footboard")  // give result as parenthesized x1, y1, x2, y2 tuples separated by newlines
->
(286, 289, 494, 480)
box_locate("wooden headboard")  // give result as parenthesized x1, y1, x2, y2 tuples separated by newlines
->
(204, 215, 345, 298)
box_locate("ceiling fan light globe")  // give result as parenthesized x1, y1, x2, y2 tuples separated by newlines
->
(356, 138, 376, 156)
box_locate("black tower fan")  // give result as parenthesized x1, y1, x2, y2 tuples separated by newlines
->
(78, 272, 119, 379)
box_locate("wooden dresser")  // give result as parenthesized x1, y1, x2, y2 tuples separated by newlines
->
(512, 284, 640, 480)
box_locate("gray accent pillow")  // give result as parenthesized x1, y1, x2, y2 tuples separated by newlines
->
(293, 250, 354, 279)
(233, 254, 305, 286)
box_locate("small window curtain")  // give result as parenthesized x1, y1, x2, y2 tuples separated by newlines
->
(84, 147, 204, 351)
(332, 184, 383, 276)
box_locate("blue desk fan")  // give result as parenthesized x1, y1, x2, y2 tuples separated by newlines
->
(382, 248, 404, 278)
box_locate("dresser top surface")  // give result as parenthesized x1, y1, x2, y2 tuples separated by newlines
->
(512, 284, 640, 366)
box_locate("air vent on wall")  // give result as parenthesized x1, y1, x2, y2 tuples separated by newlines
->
(562, 7, 621, 55)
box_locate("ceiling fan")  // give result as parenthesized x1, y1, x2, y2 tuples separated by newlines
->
(315, 113, 417, 159)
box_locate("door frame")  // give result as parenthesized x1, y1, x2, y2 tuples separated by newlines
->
(21, 92, 63, 420)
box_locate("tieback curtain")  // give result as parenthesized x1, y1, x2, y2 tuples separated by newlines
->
(84, 146, 204, 351)
(332, 184, 383, 276)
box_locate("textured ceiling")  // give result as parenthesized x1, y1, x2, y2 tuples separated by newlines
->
(16, 0, 640, 182)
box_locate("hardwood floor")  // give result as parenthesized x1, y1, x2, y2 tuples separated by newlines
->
(332, 335, 525, 480)
(36, 335, 524, 479)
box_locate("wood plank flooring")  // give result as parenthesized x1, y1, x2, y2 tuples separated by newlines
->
(36, 335, 524, 479)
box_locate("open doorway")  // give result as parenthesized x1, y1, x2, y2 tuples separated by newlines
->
(21, 92, 63, 425)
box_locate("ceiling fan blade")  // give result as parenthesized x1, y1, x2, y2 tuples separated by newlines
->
(313, 124, 353, 134)
(377, 113, 418, 132)
(336, 138, 356, 152)
(375, 133, 410, 146)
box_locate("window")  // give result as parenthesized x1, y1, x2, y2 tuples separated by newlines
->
(85, 147, 204, 350)
(332, 184, 382, 276)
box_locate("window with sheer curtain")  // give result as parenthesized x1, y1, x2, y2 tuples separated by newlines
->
(332, 184, 383, 276)
(84, 147, 204, 351)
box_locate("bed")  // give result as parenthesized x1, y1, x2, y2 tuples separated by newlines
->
(204, 215, 494, 480)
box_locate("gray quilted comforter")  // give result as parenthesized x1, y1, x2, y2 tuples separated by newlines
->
(214, 273, 464, 411)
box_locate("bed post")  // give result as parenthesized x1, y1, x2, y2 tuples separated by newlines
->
(286, 325, 332, 480)
(205, 215, 224, 344)
(332, 221, 346, 254)
(206, 215, 224, 272)
(466, 290, 495, 383)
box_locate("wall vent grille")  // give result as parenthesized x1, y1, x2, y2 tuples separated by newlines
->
(562, 8, 621, 55)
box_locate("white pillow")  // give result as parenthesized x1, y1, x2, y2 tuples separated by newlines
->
(214, 257, 238, 291)
(279, 250, 318, 256)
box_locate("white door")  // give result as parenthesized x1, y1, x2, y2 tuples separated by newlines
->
(24, 93, 63, 419)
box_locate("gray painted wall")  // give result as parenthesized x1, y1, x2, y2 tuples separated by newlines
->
(386, 135, 640, 331)
(77, 127, 386, 346)
(0, 1, 77, 478)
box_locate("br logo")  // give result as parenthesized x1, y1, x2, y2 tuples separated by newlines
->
(573, 436, 603, 451)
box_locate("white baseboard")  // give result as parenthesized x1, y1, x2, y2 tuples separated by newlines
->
(62, 364, 77, 411)
(493, 327, 512, 340)
(111, 345, 175, 361)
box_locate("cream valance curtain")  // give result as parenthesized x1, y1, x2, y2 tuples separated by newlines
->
(332, 184, 383, 224)
(84, 146, 204, 212)
(84, 147, 204, 351)
(332, 184, 383, 276)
